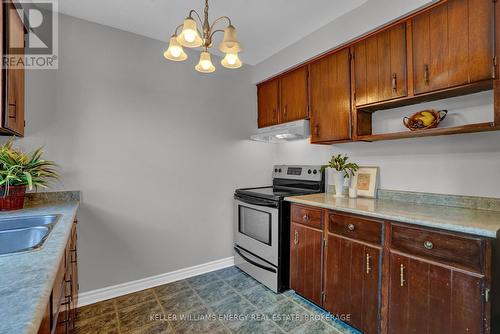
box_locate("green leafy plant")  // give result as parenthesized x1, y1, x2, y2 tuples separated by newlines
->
(321, 154, 359, 178)
(0, 140, 59, 194)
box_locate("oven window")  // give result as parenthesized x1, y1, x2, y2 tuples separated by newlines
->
(238, 205, 272, 246)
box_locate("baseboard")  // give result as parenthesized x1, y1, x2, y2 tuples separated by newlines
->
(77, 256, 235, 307)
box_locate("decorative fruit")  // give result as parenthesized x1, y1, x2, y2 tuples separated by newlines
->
(403, 109, 448, 131)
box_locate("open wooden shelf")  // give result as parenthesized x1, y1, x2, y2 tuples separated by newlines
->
(356, 122, 498, 142)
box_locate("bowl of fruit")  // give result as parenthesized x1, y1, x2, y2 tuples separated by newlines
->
(403, 109, 448, 131)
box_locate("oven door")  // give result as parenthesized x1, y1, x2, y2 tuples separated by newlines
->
(234, 194, 279, 266)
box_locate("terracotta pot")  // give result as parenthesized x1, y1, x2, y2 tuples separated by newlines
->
(0, 185, 27, 211)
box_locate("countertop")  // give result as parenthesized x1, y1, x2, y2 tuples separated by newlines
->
(0, 201, 79, 334)
(285, 193, 500, 238)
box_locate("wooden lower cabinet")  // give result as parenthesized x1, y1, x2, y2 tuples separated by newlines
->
(290, 221, 323, 305)
(387, 252, 486, 334)
(289, 204, 492, 334)
(38, 220, 78, 334)
(324, 235, 381, 334)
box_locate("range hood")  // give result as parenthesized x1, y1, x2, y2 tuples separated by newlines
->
(250, 120, 310, 143)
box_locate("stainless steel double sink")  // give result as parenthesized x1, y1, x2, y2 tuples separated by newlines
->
(0, 215, 61, 255)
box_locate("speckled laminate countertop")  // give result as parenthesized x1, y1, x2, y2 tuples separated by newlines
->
(285, 193, 500, 238)
(0, 201, 79, 334)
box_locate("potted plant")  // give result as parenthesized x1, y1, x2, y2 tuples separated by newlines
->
(0, 140, 59, 211)
(321, 154, 359, 197)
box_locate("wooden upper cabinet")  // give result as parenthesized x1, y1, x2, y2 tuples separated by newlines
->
(355, 23, 407, 106)
(290, 221, 323, 305)
(257, 79, 279, 128)
(412, 0, 494, 95)
(280, 66, 309, 123)
(388, 252, 485, 334)
(2, 0, 25, 136)
(310, 48, 351, 143)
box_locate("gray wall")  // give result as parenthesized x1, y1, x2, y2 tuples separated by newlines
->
(19, 14, 276, 292)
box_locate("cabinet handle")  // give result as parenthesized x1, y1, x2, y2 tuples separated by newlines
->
(302, 214, 309, 222)
(392, 73, 397, 92)
(294, 230, 298, 245)
(347, 223, 355, 231)
(283, 106, 287, 120)
(314, 125, 319, 137)
(423, 240, 434, 250)
(366, 253, 371, 274)
(424, 64, 429, 85)
(400, 264, 405, 287)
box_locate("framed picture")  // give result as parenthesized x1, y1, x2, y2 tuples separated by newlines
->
(352, 167, 379, 198)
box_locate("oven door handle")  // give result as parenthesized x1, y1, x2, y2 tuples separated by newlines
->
(234, 247, 277, 273)
(234, 194, 279, 208)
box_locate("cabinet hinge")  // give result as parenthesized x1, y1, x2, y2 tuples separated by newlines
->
(485, 288, 491, 303)
(321, 291, 326, 304)
(323, 238, 328, 248)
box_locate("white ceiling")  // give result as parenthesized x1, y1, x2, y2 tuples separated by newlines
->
(56, 0, 368, 65)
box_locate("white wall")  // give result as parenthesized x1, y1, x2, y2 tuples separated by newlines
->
(16, 14, 276, 292)
(258, 0, 500, 198)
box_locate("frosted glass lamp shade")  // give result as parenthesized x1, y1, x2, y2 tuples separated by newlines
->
(177, 17, 203, 48)
(164, 36, 188, 61)
(221, 52, 242, 69)
(219, 25, 241, 53)
(195, 51, 216, 73)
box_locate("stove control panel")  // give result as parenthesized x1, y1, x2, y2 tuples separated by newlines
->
(273, 165, 323, 182)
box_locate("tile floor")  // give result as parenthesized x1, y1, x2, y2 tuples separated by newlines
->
(76, 266, 361, 334)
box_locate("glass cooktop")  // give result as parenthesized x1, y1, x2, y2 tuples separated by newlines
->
(235, 186, 317, 201)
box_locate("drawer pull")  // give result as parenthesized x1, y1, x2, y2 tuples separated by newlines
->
(347, 223, 355, 231)
(294, 230, 298, 245)
(423, 240, 434, 250)
(302, 214, 309, 222)
(400, 264, 405, 287)
(424, 64, 429, 85)
(366, 253, 371, 274)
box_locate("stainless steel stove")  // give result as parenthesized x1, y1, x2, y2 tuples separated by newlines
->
(233, 165, 324, 292)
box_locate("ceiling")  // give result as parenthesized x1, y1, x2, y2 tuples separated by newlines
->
(56, 0, 368, 65)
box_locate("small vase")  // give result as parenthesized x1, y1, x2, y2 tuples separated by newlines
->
(333, 171, 346, 197)
(0, 185, 27, 211)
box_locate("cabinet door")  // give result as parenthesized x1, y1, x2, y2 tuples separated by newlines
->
(323, 235, 381, 334)
(290, 222, 323, 305)
(257, 79, 279, 128)
(280, 66, 308, 123)
(5, 0, 25, 135)
(388, 252, 485, 334)
(310, 48, 351, 143)
(355, 23, 407, 106)
(412, 0, 493, 94)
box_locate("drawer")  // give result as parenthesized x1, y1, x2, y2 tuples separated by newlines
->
(391, 224, 485, 273)
(291, 204, 323, 229)
(328, 212, 383, 245)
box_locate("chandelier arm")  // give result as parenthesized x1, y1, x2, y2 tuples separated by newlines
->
(210, 16, 232, 33)
(209, 29, 224, 41)
(188, 9, 204, 26)
(173, 24, 183, 36)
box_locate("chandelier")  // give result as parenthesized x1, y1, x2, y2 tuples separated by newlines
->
(164, 0, 242, 73)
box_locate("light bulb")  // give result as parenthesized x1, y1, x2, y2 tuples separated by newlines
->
(201, 61, 211, 70)
(226, 54, 237, 65)
(170, 46, 182, 58)
(184, 30, 196, 43)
